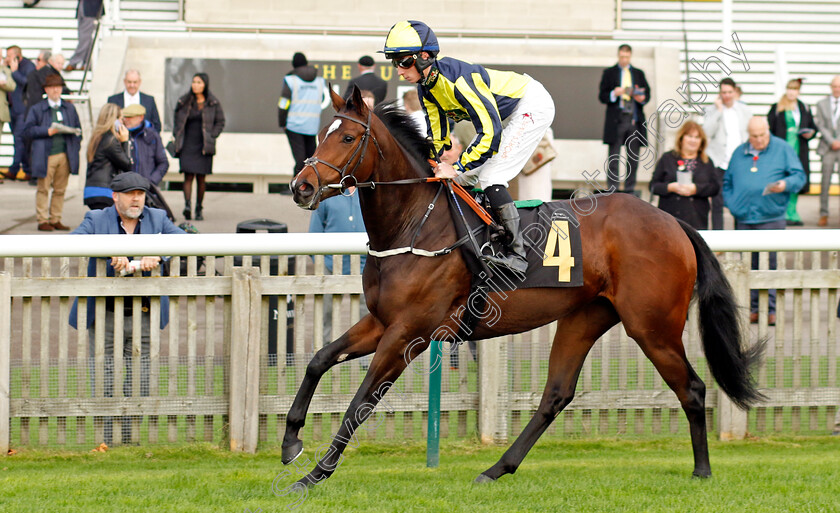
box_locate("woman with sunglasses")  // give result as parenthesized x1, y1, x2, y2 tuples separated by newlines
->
(383, 20, 555, 274)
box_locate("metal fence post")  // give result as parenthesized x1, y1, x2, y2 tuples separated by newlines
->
(719, 260, 750, 440)
(229, 267, 262, 452)
(1, 272, 10, 455)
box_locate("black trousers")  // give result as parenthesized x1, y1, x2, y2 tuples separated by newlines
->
(711, 167, 726, 230)
(606, 114, 642, 192)
(286, 129, 317, 176)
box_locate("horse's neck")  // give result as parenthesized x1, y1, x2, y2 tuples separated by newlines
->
(359, 146, 453, 252)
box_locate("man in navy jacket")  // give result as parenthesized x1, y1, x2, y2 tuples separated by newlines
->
(107, 69, 162, 133)
(122, 103, 168, 184)
(4, 45, 36, 180)
(23, 73, 81, 231)
(69, 173, 185, 444)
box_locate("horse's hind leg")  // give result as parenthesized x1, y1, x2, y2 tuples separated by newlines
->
(282, 314, 383, 464)
(632, 337, 710, 477)
(477, 301, 618, 482)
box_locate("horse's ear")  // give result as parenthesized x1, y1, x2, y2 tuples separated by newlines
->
(350, 85, 369, 116)
(330, 85, 345, 112)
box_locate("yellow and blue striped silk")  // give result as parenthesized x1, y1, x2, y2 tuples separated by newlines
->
(419, 57, 530, 171)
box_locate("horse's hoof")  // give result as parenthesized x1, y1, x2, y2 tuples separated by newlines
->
(692, 470, 711, 479)
(474, 473, 496, 484)
(282, 440, 304, 465)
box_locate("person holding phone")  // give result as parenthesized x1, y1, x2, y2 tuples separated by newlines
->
(598, 44, 651, 196)
(767, 78, 817, 226)
(82, 103, 131, 210)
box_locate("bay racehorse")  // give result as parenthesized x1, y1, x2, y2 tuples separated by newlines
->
(284, 87, 763, 486)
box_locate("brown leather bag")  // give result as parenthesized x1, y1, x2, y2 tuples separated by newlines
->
(522, 132, 557, 176)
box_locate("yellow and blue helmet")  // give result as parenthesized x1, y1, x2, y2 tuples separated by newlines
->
(382, 20, 439, 70)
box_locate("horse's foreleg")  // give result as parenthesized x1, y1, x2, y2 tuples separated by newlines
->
(477, 302, 617, 482)
(294, 331, 415, 487)
(282, 314, 383, 464)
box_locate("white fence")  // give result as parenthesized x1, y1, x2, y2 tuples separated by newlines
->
(1, 231, 838, 453)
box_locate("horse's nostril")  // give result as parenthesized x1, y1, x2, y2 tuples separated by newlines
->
(300, 183, 310, 192)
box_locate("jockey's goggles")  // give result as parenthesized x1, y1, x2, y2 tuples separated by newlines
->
(392, 55, 417, 69)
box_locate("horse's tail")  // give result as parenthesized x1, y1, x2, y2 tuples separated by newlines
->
(678, 219, 766, 410)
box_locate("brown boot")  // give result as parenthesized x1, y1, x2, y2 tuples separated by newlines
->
(818, 215, 828, 227)
(50, 221, 71, 231)
(37, 222, 54, 231)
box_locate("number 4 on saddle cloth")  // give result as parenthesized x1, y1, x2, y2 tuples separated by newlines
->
(450, 189, 584, 291)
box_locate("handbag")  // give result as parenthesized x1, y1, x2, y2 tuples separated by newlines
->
(522, 132, 557, 176)
(165, 138, 177, 158)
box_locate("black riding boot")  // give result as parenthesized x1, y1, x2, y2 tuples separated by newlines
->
(484, 202, 528, 274)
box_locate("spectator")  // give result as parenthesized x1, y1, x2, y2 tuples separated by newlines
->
(813, 75, 840, 227)
(172, 72, 225, 221)
(0, 54, 15, 183)
(278, 52, 327, 181)
(106, 69, 162, 133)
(767, 78, 817, 226)
(383, 20, 554, 274)
(23, 73, 82, 231)
(703, 77, 751, 230)
(4, 46, 36, 181)
(344, 55, 388, 106)
(65, 0, 103, 72)
(598, 43, 651, 196)
(69, 173, 186, 445)
(308, 187, 368, 345)
(24, 52, 69, 116)
(650, 120, 720, 230)
(122, 103, 168, 185)
(402, 88, 426, 135)
(82, 103, 130, 210)
(724, 117, 806, 325)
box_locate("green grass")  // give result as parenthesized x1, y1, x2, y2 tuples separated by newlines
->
(1, 436, 838, 512)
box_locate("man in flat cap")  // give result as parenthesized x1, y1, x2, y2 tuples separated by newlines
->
(122, 103, 168, 185)
(344, 55, 388, 106)
(70, 172, 184, 445)
(24, 73, 82, 231)
(107, 69, 162, 133)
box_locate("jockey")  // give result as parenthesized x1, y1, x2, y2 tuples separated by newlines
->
(382, 20, 556, 274)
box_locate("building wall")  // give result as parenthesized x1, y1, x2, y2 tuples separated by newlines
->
(184, 0, 616, 34)
(89, 32, 679, 190)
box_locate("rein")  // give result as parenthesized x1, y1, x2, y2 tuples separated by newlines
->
(304, 110, 495, 259)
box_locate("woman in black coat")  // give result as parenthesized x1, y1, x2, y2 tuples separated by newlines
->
(767, 78, 817, 226)
(83, 103, 131, 209)
(172, 72, 225, 221)
(650, 120, 720, 230)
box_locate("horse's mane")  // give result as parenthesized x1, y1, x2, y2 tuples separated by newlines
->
(370, 101, 435, 173)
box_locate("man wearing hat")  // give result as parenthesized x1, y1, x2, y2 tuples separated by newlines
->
(278, 52, 328, 181)
(122, 102, 168, 185)
(106, 69, 162, 133)
(344, 55, 388, 106)
(23, 73, 82, 231)
(70, 173, 184, 444)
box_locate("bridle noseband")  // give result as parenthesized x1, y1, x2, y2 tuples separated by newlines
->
(300, 110, 385, 202)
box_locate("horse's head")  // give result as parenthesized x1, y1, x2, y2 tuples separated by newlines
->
(292, 86, 382, 210)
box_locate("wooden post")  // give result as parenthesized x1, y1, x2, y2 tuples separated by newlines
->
(1, 272, 10, 455)
(719, 260, 749, 440)
(478, 336, 508, 444)
(229, 267, 262, 453)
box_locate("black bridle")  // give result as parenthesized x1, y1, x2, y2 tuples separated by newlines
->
(300, 110, 385, 203)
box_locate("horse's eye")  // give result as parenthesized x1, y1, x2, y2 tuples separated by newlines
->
(343, 135, 355, 144)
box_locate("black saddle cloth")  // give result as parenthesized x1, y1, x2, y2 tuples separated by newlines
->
(448, 194, 584, 290)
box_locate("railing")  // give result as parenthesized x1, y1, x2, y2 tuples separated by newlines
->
(0, 232, 838, 454)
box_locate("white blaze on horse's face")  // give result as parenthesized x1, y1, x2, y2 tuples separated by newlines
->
(325, 119, 342, 140)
